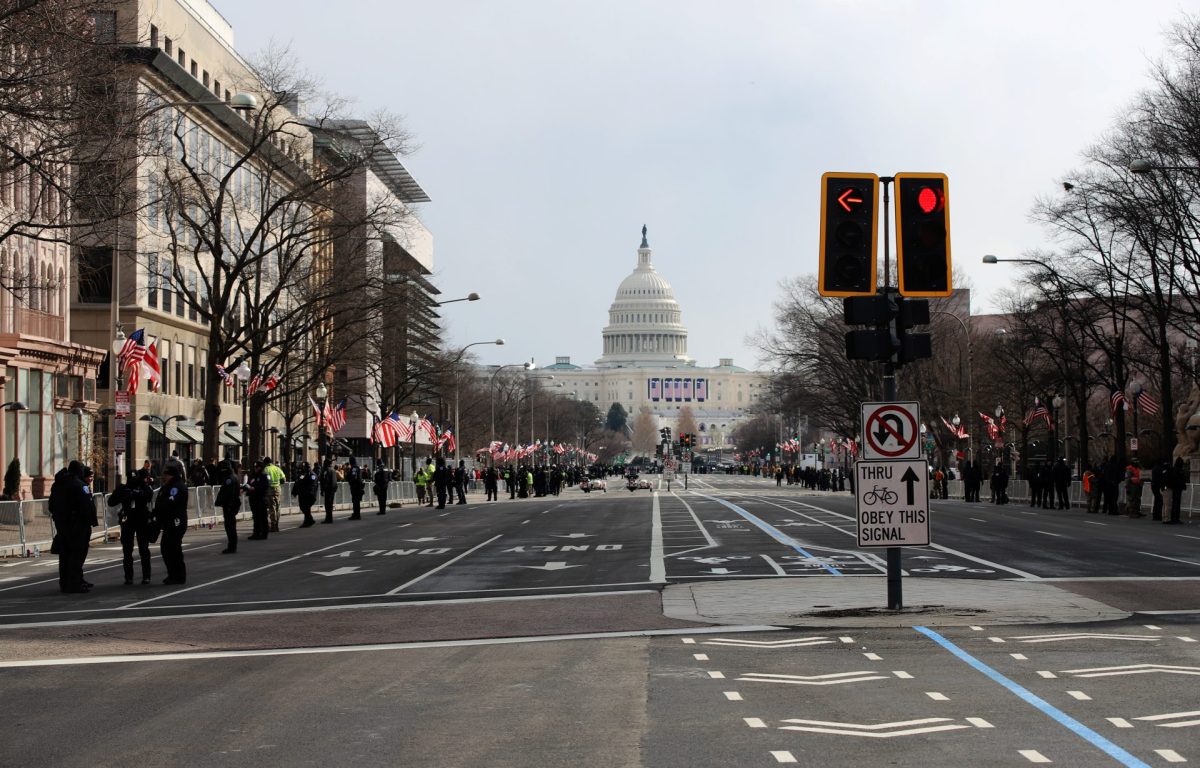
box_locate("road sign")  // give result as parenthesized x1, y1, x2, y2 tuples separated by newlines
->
(855, 459, 930, 548)
(113, 418, 126, 436)
(681, 461, 692, 474)
(114, 391, 130, 416)
(113, 435, 126, 451)
(861, 401, 921, 460)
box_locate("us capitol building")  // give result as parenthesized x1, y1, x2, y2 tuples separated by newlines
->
(536, 227, 767, 451)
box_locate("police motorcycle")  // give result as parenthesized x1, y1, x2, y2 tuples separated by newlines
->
(625, 469, 640, 492)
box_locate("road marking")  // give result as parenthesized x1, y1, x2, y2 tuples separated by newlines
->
(966, 718, 994, 728)
(1083, 520, 1107, 525)
(708, 671, 725, 679)
(1011, 654, 1028, 660)
(915, 626, 1153, 768)
(702, 637, 834, 648)
(1062, 664, 1200, 678)
(970, 626, 984, 631)
(771, 751, 797, 764)
(864, 652, 882, 661)
(1144, 625, 1162, 630)
(893, 671, 913, 679)
(688, 492, 843, 575)
(745, 718, 767, 729)
(1134, 710, 1200, 727)
(1155, 750, 1185, 763)
(989, 637, 1006, 643)
(693, 654, 708, 661)
(1019, 750, 1051, 763)
(386, 535, 503, 595)
(1010, 632, 1160, 643)
(737, 671, 889, 686)
(969, 518, 987, 522)
(1180, 637, 1197, 643)
(926, 692, 949, 701)
(1108, 718, 1133, 728)
(1038, 671, 1057, 679)
(724, 691, 743, 701)
(1138, 551, 1200, 567)
(777, 716, 976, 738)
(1035, 530, 1063, 537)
(839, 636, 854, 643)
(1177, 534, 1200, 541)
(1067, 691, 1092, 701)
(119, 539, 361, 609)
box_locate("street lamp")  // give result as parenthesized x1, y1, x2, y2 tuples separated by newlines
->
(315, 381, 328, 463)
(435, 292, 481, 306)
(233, 360, 252, 463)
(409, 410, 420, 478)
(139, 413, 185, 468)
(451, 339, 505, 461)
(1128, 380, 1142, 458)
(490, 362, 533, 445)
(1051, 394, 1065, 466)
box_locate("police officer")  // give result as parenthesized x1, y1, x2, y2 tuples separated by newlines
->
(214, 460, 242, 552)
(294, 461, 319, 527)
(320, 457, 337, 523)
(433, 457, 450, 509)
(156, 464, 189, 585)
(454, 460, 468, 505)
(244, 460, 271, 539)
(414, 463, 428, 506)
(346, 456, 365, 520)
(373, 463, 391, 515)
(50, 461, 93, 593)
(109, 469, 155, 582)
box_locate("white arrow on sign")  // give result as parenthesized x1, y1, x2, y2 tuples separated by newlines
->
(312, 566, 370, 577)
(521, 562, 583, 571)
(550, 533, 592, 539)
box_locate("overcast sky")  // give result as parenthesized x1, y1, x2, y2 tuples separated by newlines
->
(223, 0, 1189, 370)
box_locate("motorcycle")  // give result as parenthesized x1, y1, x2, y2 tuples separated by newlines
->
(626, 472, 639, 492)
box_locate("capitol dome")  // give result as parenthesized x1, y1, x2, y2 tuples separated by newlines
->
(596, 227, 694, 368)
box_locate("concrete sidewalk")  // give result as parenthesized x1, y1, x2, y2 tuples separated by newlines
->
(662, 576, 1134, 628)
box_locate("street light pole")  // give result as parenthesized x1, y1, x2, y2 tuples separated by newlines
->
(489, 362, 532, 446)
(315, 381, 328, 465)
(409, 410, 419, 479)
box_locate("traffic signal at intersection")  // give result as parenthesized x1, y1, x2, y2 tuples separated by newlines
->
(819, 172, 879, 297)
(895, 173, 952, 297)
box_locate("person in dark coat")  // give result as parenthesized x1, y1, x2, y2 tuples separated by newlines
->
(454, 460, 468, 505)
(373, 463, 391, 515)
(433, 457, 450, 509)
(346, 456, 365, 520)
(1150, 459, 1170, 521)
(1166, 457, 1187, 525)
(50, 461, 94, 593)
(155, 464, 189, 585)
(991, 462, 1009, 504)
(294, 461, 318, 526)
(1101, 458, 1123, 515)
(214, 460, 242, 552)
(244, 460, 270, 539)
(484, 466, 498, 501)
(1053, 458, 1071, 510)
(109, 469, 155, 582)
(320, 457, 337, 523)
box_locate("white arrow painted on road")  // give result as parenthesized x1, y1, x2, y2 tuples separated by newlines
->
(777, 717, 984, 738)
(550, 533, 592, 538)
(403, 537, 444, 543)
(312, 566, 371, 577)
(1063, 663, 1200, 678)
(520, 562, 583, 571)
(702, 637, 835, 648)
(738, 671, 889, 686)
(700, 568, 739, 575)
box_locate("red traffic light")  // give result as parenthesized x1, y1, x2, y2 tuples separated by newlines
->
(836, 187, 865, 213)
(917, 186, 943, 215)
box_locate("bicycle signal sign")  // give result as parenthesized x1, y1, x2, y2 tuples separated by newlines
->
(855, 458, 931, 548)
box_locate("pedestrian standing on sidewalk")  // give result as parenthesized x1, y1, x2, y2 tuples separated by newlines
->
(1053, 458, 1071, 510)
(373, 463, 391, 515)
(455, 460, 468, 505)
(320, 457, 338, 523)
(346, 456, 365, 519)
(414, 463, 428, 506)
(1150, 458, 1169, 521)
(1124, 458, 1144, 517)
(263, 457, 286, 532)
(1166, 457, 1187, 525)
(156, 464, 189, 585)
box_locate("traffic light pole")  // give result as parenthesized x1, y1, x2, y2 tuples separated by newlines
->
(880, 176, 904, 611)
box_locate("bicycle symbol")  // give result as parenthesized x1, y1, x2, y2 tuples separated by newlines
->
(909, 564, 995, 574)
(861, 485, 898, 505)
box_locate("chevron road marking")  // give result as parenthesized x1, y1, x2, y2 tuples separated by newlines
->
(1008, 632, 1161, 643)
(1155, 750, 1186, 764)
(701, 637, 835, 648)
(736, 671, 889, 686)
(1062, 664, 1200, 678)
(775, 716, 987, 738)
(1133, 710, 1200, 728)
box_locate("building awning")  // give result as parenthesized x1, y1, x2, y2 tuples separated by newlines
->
(220, 425, 242, 446)
(175, 421, 205, 444)
(147, 421, 195, 444)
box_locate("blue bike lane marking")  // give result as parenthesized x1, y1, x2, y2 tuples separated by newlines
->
(689, 492, 843, 576)
(915, 626, 1152, 768)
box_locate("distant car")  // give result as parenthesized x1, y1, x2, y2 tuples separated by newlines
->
(583, 478, 607, 492)
(637, 478, 652, 489)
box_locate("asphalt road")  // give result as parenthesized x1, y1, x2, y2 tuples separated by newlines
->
(1, 474, 1197, 767)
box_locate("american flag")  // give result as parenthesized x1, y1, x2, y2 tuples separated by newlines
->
(941, 415, 969, 439)
(215, 363, 235, 387)
(264, 375, 279, 391)
(419, 417, 437, 444)
(394, 415, 414, 442)
(141, 340, 160, 391)
(117, 328, 147, 368)
(1024, 398, 1052, 428)
(372, 413, 404, 447)
(246, 374, 262, 396)
(979, 411, 1003, 441)
(440, 430, 456, 453)
(1110, 387, 1128, 419)
(1136, 390, 1161, 416)
(325, 399, 347, 433)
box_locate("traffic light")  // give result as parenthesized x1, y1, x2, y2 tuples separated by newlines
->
(895, 172, 952, 297)
(895, 296, 932, 364)
(819, 172, 879, 297)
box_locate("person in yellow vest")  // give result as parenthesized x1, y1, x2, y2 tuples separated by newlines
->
(1125, 458, 1144, 517)
(263, 457, 286, 532)
(414, 464, 429, 506)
